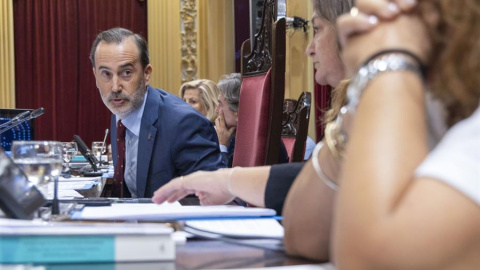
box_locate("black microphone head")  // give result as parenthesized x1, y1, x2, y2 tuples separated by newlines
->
(30, 107, 45, 118)
(73, 134, 98, 172)
(73, 135, 89, 156)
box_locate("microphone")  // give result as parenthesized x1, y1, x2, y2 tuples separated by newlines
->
(0, 107, 45, 134)
(29, 107, 45, 119)
(0, 111, 30, 129)
(100, 129, 109, 156)
(73, 135, 99, 172)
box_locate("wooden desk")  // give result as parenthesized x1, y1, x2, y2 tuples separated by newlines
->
(175, 239, 317, 269)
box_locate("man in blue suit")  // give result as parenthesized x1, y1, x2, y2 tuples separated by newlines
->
(90, 27, 224, 198)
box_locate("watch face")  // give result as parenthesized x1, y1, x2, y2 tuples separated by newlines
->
(0, 148, 46, 219)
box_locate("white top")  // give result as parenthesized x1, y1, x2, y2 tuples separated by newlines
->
(416, 105, 480, 205)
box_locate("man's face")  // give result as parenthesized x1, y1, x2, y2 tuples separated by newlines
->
(305, 12, 344, 88)
(216, 93, 237, 129)
(92, 37, 152, 118)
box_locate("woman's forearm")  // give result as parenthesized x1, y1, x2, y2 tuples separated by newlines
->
(229, 166, 271, 207)
(334, 72, 428, 268)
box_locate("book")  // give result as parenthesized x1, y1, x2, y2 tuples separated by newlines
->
(0, 219, 175, 264)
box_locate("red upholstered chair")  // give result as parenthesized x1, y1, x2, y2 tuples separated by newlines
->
(281, 92, 312, 162)
(232, 0, 286, 167)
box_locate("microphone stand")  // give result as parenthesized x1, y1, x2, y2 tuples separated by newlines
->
(0, 111, 30, 129)
(99, 129, 109, 165)
(51, 175, 60, 216)
(0, 108, 45, 134)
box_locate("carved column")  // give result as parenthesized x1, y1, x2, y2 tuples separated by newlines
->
(180, 0, 197, 83)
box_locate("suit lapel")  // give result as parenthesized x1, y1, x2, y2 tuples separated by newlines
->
(136, 86, 159, 197)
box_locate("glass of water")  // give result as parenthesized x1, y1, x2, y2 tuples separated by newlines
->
(62, 141, 78, 173)
(91, 141, 105, 165)
(11, 141, 63, 197)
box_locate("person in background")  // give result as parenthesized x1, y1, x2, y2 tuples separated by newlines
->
(215, 73, 290, 167)
(282, 97, 318, 160)
(179, 79, 219, 123)
(332, 0, 480, 268)
(303, 136, 316, 160)
(90, 27, 224, 198)
(153, 0, 353, 261)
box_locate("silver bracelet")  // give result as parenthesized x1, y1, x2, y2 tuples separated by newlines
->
(312, 142, 338, 191)
(346, 52, 423, 112)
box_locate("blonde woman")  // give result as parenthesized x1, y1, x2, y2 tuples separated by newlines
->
(179, 79, 219, 123)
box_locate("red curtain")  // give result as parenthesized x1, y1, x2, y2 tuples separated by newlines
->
(314, 83, 332, 142)
(14, 0, 147, 146)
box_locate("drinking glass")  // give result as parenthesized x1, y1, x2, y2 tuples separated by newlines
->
(11, 141, 63, 197)
(91, 141, 106, 165)
(62, 141, 78, 172)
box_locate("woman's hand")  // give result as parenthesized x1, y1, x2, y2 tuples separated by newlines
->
(354, 0, 418, 19)
(215, 109, 236, 146)
(337, 0, 431, 74)
(152, 170, 234, 205)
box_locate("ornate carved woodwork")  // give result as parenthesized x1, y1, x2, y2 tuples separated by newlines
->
(180, 0, 197, 83)
(242, 0, 277, 76)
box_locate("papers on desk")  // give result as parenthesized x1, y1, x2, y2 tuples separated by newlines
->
(185, 218, 284, 239)
(224, 264, 336, 270)
(72, 202, 277, 221)
(46, 188, 83, 200)
(58, 176, 102, 182)
(44, 176, 101, 199)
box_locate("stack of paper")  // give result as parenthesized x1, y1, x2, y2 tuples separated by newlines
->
(185, 218, 284, 239)
(72, 202, 277, 221)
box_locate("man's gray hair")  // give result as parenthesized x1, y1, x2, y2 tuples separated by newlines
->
(217, 73, 241, 112)
(89, 27, 150, 68)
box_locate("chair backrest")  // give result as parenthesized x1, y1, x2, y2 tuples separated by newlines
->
(233, 0, 286, 167)
(281, 92, 311, 162)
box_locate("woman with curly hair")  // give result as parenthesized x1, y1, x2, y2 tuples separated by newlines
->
(333, 0, 480, 268)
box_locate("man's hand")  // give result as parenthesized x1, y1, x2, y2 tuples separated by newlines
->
(215, 109, 236, 146)
(152, 170, 235, 205)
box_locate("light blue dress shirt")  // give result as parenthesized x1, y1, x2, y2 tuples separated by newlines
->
(115, 92, 148, 198)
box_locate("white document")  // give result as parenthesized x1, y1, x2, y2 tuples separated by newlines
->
(0, 218, 172, 236)
(185, 218, 284, 239)
(46, 188, 84, 200)
(58, 176, 101, 182)
(73, 202, 276, 221)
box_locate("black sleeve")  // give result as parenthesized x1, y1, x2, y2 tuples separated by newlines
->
(278, 139, 290, 164)
(264, 162, 305, 215)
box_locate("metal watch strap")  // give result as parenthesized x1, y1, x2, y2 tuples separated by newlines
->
(346, 53, 423, 112)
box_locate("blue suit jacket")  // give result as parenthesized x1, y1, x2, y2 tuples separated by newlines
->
(111, 86, 225, 198)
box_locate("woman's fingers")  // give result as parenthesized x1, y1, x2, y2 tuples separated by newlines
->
(337, 12, 379, 48)
(356, 0, 400, 19)
(152, 175, 195, 203)
(355, 0, 417, 19)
